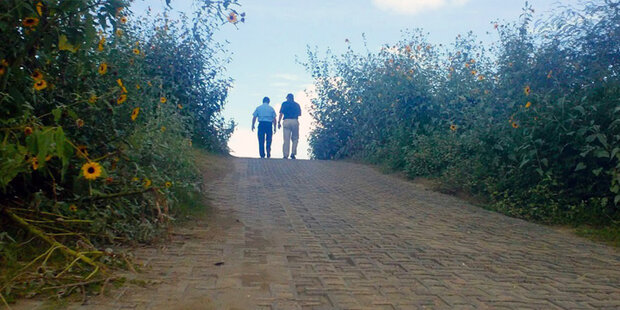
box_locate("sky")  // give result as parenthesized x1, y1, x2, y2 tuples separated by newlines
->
(133, 0, 580, 159)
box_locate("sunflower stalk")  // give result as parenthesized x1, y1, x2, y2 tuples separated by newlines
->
(3, 208, 106, 274)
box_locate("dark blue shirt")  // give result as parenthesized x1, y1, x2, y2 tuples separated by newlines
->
(279, 101, 301, 120)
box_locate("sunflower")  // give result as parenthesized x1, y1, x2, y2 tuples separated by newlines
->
(88, 94, 98, 104)
(470, 70, 477, 76)
(524, 85, 531, 96)
(31, 157, 39, 170)
(131, 107, 140, 121)
(24, 127, 33, 136)
(31, 70, 43, 81)
(117, 94, 127, 104)
(120, 16, 128, 24)
(133, 48, 140, 55)
(165, 181, 172, 188)
(97, 38, 105, 52)
(117, 78, 124, 88)
(160, 97, 167, 103)
(177, 104, 183, 109)
(147, 81, 152, 87)
(465, 63, 470, 68)
(136, 84, 141, 90)
(45, 155, 52, 161)
(132, 177, 140, 182)
(77, 145, 88, 158)
(478, 75, 485, 81)
(36, 2, 44, 16)
(450, 124, 457, 131)
(525, 101, 532, 108)
(115, 29, 123, 36)
(512, 122, 519, 129)
(76, 119, 85, 128)
(0, 59, 8, 75)
(22, 17, 39, 28)
(227, 12, 238, 23)
(33, 79, 47, 91)
(143, 178, 152, 188)
(160, 126, 166, 132)
(98, 62, 108, 75)
(82, 162, 102, 180)
(69, 204, 78, 212)
(547, 70, 553, 79)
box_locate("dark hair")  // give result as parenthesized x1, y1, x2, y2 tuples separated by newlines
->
(286, 93, 294, 100)
(263, 96, 270, 103)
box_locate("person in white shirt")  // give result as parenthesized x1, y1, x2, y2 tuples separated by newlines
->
(252, 97, 277, 158)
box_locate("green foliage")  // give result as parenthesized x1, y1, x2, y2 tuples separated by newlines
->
(305, 1, 620, 227)
(0, 0, 242, 300)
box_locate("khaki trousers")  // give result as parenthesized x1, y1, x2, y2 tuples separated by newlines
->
(282, 119, 299, 158)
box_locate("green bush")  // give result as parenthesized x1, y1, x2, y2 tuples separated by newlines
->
(0, 0, 242, 300)
(305, 1, 620, 227)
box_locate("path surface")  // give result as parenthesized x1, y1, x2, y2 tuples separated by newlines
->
(20, 158, 620, 309)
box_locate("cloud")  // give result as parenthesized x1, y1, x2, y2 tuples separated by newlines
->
(372, 0, 470, 15)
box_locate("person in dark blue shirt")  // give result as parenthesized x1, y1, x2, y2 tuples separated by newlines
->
(252, 97, 277, 158)
(278, 93, 302, 159)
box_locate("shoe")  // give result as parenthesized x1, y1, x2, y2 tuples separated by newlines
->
(290, 155, 296, 159)
(283, 156, 288, 159)
(267, 155, 271, 158)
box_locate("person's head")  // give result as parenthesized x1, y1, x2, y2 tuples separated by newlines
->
(286, 93, 294, 102)
(263, 96, 270, 104)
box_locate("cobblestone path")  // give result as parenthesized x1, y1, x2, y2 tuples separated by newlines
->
(19, 158, 620, 309)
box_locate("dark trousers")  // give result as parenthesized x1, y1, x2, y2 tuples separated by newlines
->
(257, 121, 273, 158)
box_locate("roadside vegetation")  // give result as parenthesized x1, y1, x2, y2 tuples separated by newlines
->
(305, 1, 619, 245)
(0, 0, 242, 303)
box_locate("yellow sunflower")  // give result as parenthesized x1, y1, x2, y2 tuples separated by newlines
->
(525, 101, 532, 108)
(133, 48, 140, 55)
(177, 104, 183, 109)
(31, 157, 39, 170)
(117, 78, 124, 88)
(0, 59, 8, 75)
(227, 12, 238, 23)
(470, 70, 477, 76)
(97, 38, 105, 52)
(136, 84, 141, 90)
(36, 2, 44, 16)
(547, 70, 553, 79)
(115, 29, 123, 36)
(512, 122, 519, 129)
(160, 97, 167, 103)
(82, 162, 102, 180)
(88, 94, 98, 104)
(478, 75, 485, 81)
(98, 62, 108, 75)
(450, 124, 457, 131)
(76, 119, 85, 128)
(160, 126, 166, 132)
(524, 85, 531, 96)
(165, 181, 172, 188)
(31, 70, 43, 81)
(120, 16, 128, 24)
(33, 79, 47, 91)
(143, 178, 152, 188)
(131, 107, 140, 121)
(22, 17, 39, 28)
(117, 94, 127, 104)
(69, 204, 78, 212)
(132, 177, 140, 182)
(24, 126, 33, 136)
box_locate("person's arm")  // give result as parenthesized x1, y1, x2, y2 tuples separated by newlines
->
(278, 113, 283, 129)
(272, 116, 277, 134)
(252, 116, 257, 132)
(297, 103, 302, 117)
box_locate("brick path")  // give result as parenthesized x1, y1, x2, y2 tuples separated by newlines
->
(17, 158, 620, 309)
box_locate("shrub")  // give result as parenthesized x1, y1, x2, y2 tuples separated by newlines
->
(304, 0, 620, 226)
